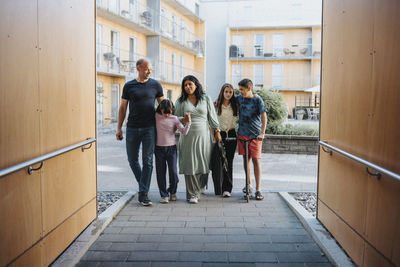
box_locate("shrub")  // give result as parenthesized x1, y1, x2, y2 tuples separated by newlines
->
(266, 123, 319, 136)
(234, 88, 287, 124)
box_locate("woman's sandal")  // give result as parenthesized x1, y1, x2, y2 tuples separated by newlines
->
(255, 191, 264, 201)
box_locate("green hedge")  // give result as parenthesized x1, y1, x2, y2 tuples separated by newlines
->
(234, 88, 319, 136)
(266, 121, 319, 136)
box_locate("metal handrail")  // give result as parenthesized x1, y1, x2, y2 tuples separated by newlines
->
(0, 138, 96, 178)
(319, 140, 400, 183)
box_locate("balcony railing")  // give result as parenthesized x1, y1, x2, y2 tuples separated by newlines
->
(96, 43, 204, 84)
(97, 43, 142, 77)
(159, 15, 204, 55)
(229, 44, 320, 59)
(230, 75, 312, 89)
(97, 0, 158, 33)
(96, 0, 205, 55)
(153, 60, 204, 85)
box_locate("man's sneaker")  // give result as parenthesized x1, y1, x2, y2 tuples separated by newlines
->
(160, 197, 169, 204)
(170, 194, 177, 201)
(222, 191, 231, 197)
(139, 194, 152, 206)
(200, 186, 206, 195)
(189, 197, 198, 204)
(242, 185, 253, 194)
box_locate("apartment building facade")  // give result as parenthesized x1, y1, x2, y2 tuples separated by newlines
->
(227, 26, 321, 117)
(96, 0, 205, 125)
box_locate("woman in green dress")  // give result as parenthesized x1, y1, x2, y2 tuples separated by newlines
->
(175, 75, 222, 204)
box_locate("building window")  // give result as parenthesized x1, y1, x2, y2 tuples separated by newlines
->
(254, 64, 264, 88)
(129, 37, 137, 73)
(96, 24, 102, 68)
(160, 7, 167, 33)
(180, 18, 185, 44)
(96, 82, 104, 126)
(129, 0, 138, 22)
(172, 52, 176, 82)
(232, 64, 242, 87)
(111, 84, 120, 122)
(180, 55, 184, 79)
(161, 47, 167, 80)
(167, 90, 173, 100)
(232, 34, 243, 57)
(273, 33, 284, 57)
(254, 34, 264, 57)
(109, 0, 120, 14)
(172, 14, 177, 39)
(195, 3, 199, 16)
(110, 30, 120, 70)
(272, 64, 283, 88)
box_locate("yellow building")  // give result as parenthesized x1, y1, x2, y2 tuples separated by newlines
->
(227, 26, 321, 118)
(96, 0, 205, 125)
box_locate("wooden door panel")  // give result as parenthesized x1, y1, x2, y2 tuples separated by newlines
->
(41, 148, 96, 235)
(318, 149, 368, 233)
(317, 200, 364, 265)
(0, 0, 40, 169)
(38, 0, 96, 153)
(0, 172, 42, 266)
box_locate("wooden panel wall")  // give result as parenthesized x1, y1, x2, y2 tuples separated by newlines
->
(319, 0, 400, 266)
(0, 0, 96, 266)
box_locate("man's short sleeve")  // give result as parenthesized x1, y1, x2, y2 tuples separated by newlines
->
(155, 81, 164, 98)
(122, 83, 129, 100)
(258, 98, 267, 114)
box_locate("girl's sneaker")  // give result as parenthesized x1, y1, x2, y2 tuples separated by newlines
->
(160, 197, 169, 204)
(170, 194, 177, 201)
(189, 197, 198, 204)
(222, 191, 231, 197)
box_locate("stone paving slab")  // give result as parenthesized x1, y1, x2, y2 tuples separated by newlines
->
(78, 192, 331, 266)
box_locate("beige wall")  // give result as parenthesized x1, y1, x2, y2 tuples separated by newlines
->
(319, 0, 400, 266)
(161, 82, 181, 103)
(0, 0, 96, 265)
(280, 91, 312, 117)
(97, 74, 125, 125)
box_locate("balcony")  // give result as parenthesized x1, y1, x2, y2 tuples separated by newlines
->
(229, 44, 320, 61)
(153, 60, 204, 85)
(230, 74, 311, 90)
(96, 0, 205, 56)
(159, 14, 205, 56)
(96, 43, 142, 78)
(97, 0, 158, 35)
(163, 0, 203, 22)
(96, 43, 204, 84)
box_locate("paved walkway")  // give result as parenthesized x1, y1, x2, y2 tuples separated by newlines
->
(97, 131, 318, 193)
(77, 192, 331, 266)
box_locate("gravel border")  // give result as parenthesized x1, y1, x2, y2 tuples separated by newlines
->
(97, 191, 127, 214)
(290, 192, 317, 217)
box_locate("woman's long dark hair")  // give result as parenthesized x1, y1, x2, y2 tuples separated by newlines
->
(215, 83, 238, 116)
(178, 75, 204, 103)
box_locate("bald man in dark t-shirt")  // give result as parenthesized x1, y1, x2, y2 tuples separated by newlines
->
(116, 59, 164, 206)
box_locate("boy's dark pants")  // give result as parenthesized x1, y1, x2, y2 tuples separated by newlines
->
(155, 145, 179, 198)
(221, 130, 237, 193)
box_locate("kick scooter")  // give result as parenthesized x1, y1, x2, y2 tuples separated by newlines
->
(225, 136, 258, 203)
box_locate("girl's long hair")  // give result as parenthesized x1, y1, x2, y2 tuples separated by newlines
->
(178, 75, 204, 103)
(156, 99, 174, 114)
(215, 83, 238, 116)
